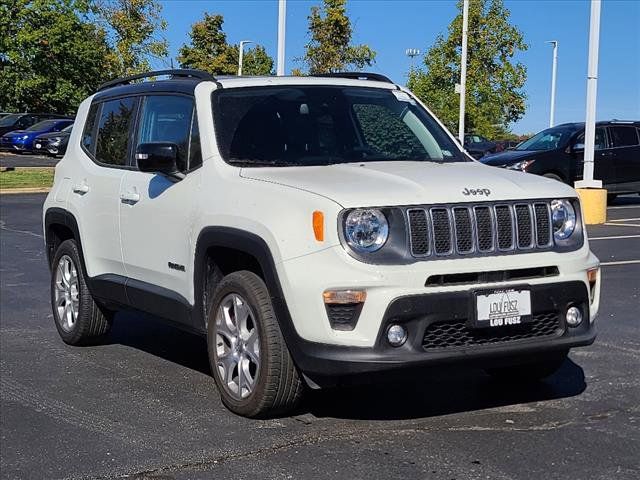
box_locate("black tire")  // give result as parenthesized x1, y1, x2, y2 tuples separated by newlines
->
(50, 239, 112, 345)
(543, 173, 564, 183)
(485, 351, 568, 382)
(207, 271, 304, 418)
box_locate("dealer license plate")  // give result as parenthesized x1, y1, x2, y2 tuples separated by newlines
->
(34, 143, 41, 149)
(474, 289, 532, 328)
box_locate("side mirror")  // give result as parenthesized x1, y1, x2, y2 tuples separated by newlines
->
(135, 142, 184, 180)
(573, 143, 585, 152)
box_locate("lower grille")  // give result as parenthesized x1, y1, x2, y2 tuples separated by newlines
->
(422, 311, 562, 350)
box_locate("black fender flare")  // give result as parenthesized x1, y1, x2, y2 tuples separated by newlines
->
(44, 208, 86, 272)
(192, 227, 306, 361)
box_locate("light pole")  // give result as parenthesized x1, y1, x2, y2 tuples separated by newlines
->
(458, 0, 469, 144)
(277, 0, 286, 76)
(576, 0, 602, 189)
(406, 48, 421, 65)
(238, 40, 253, 76)
(546, 40, 558, 127)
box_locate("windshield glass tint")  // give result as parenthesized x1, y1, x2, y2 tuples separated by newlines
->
(516, 127, 573, 151)
(0, 114, 22, 127)
(26, 120, 58, 131)
(212, 86, 465, 166)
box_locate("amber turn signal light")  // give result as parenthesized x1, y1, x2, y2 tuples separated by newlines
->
(312, 210, 324, 242)
(323, 290, 367, 304)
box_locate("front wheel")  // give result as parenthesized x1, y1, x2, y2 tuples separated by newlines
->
(485, 351, 568, 382)
(207, 271, 304, 418)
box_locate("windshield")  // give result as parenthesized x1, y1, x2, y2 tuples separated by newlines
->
(212, 86, 466, 167)
(0, 114, 21, 127)
(26, 120, 59, 131)
(516, 127, 574, 151)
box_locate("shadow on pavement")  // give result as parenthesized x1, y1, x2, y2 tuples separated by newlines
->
(104, 311, 586, 421)
(303, 358, 586, 420)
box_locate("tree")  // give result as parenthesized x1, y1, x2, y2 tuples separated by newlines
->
(407, 0, 527, 138)
(95, 0, 168, 76)
(298, 0, 376, 74)
(0, 0, 115, 113)
(177, 13, 273, 76)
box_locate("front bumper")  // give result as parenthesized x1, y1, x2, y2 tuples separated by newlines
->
(288, 281, 595, 386)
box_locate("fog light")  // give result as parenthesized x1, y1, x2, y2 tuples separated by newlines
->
(566, 307, 583, 327)
(387, 324, 407, 347)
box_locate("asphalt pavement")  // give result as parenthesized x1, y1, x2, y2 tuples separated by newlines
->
(0, 193, 639, 480)
(0, 152, 59, 168)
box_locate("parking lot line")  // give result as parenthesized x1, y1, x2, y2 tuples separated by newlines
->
(589, 234, 640, 241)
(608, 217, 640, 222)
(600, 260, 640, 266)
(607, 205, 640, 210)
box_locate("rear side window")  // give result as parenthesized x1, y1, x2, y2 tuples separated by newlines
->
(136, 95, 198, 172)
(610, 126, 639, 147)
(95, 97, 136, 166)
(82, 104, 100, 154)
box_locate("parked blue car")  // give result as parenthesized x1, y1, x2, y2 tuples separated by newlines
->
(0, 118, 73, 152)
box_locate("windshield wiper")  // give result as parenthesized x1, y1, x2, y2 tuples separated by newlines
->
(227, 159, 299, 167)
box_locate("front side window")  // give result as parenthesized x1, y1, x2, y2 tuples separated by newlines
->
(137, 95, 195, 172)
(574, 127, 607, 150)
(610, 126, 639, 148)
(95, 97, 136, 166)
(212, 86, 465, 167)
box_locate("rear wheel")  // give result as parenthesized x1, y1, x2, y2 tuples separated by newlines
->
(485, 351, 568, 382)
(207, 271, 304, 418)
(51, 239, 112, 345)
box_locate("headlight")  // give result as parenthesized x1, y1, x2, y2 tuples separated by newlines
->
(344, 208, 389, 252)
(551, 199, 576, 240)
(507, 159, 535, 171)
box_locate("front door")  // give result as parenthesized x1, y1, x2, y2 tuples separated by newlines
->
(119, 94, 202, 312)
(572, 127, 614, 186)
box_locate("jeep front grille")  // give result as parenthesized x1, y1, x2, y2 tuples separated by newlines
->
(407, 201, 553, 258)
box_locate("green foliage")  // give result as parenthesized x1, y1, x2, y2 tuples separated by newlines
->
(0, 0, 114, 113)
(407, 0, 527, 138)
(177, 13, 273, 76)
(95, 0, 168, 76)
(299, 0, 376, 74)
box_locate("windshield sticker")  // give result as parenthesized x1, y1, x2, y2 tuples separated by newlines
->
(392, 90, 416, 104)
(442, 150, 453, 157)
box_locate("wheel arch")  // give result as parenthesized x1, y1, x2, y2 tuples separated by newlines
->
(44, 208, 86, 272)
(192, 227, 298, 342)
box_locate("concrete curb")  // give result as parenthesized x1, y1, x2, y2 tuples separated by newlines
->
(0, 187, 51, 195)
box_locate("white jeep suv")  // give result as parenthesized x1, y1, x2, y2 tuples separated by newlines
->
(43, 70, 600, 417)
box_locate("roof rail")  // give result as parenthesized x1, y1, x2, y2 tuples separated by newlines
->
(313, 72, 394, 84)
(97, 69, 217, 92)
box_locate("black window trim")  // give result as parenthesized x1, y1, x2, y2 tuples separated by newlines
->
(81, 94, 141, 171)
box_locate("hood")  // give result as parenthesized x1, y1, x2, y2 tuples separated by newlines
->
(240, 161, 576, 208)
(2, 130, 27, 138)
(481, 149, 537, 166)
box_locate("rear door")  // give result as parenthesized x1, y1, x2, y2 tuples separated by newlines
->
(71, 97, 136, 286)
(609, 125, 640, 191)
(119, 94, 202, 311)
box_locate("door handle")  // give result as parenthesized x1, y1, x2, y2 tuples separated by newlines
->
(119, 192, 140, 204)
(72, 184, 89, 194)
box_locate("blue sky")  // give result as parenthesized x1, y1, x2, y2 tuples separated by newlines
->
(158, 0, 640, 135)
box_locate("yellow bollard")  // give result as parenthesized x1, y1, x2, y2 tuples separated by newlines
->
(576, 188, 607, 225)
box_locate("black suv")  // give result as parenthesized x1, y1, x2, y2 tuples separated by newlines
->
(464, 134, 496, 159)
(482, 121, 640, 196)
